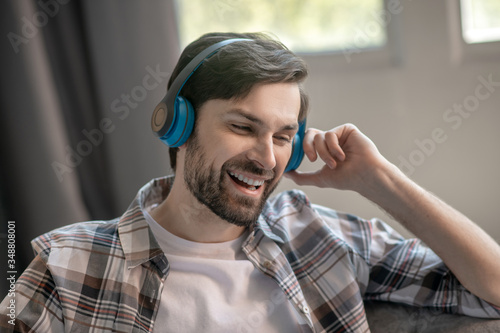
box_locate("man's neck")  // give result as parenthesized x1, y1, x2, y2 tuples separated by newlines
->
(150, 176, 247, 243)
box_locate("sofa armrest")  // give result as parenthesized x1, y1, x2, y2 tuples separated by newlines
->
(364, 301, 500, 332)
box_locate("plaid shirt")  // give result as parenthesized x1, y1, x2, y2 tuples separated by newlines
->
(1, 177, 499, 332)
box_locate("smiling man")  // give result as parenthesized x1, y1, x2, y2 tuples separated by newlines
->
(2, 32, 500, 332)
(153, 82, 300, 241)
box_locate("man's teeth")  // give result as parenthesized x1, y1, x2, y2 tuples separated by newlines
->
(228, 171, 265, 187)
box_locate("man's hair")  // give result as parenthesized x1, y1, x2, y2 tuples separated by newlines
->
(167, 32, 309, 171)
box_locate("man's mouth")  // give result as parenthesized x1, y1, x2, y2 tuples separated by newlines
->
(228, 171, 265, 191)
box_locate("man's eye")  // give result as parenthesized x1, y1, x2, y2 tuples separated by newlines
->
(275, 136, 292, 144)
(232, 124, 251, 132)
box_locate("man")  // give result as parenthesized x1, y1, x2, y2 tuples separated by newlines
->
(1, 32, 499, 332)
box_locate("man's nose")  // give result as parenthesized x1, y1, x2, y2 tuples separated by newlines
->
(247, 136, 277, 170)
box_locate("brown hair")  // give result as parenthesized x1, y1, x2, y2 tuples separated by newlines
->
(167, 32, 309, 171)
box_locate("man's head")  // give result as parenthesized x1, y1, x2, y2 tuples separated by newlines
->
(163, 32, 309, 228)
(167, 32, 309, 171)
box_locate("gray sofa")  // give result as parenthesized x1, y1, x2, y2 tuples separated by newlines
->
(365, 301, 500, 332)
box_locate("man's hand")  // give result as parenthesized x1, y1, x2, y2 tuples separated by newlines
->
(286, 123, 500, 307)
(285, 123, 389, 193)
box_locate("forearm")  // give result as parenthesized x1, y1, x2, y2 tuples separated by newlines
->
(292, 124, 500, 305)
(361, 161, 500, 306)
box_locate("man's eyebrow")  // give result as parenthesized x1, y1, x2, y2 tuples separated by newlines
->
(225, 109, 298, 131)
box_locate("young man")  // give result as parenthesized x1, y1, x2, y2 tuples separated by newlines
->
(2, 32, 500, 332)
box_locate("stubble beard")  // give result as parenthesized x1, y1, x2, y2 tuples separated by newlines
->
(183, 133, 280, 228)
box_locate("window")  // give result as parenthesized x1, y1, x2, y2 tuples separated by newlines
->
(461, 0, 500, 44)
(175, 0, 386, 53)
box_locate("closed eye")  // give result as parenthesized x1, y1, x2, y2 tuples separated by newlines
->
(231, 124, 252, 132)
(274, 135, 293, 144)
(231, 123, 292, 145)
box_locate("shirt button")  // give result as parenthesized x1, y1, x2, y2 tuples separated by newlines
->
(301, 305, 310, 314)
(263, 260, 273, 269)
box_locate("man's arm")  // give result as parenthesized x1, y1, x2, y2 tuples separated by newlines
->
(0, 252, 64, 332)
(286, 123, 500, 307)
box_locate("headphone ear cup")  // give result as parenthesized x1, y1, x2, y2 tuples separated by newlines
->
(285, 132, 305, 173)
(164, 96, 195, 147)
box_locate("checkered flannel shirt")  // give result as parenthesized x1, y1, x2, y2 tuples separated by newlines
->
(1, 176, 499, 332)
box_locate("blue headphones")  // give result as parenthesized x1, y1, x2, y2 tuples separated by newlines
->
(151, 38, 305, 172)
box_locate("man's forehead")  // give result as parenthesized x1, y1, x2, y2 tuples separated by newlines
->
(225, 82, 300, 118)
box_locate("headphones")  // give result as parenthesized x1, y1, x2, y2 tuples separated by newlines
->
(151, 38, 305, 172)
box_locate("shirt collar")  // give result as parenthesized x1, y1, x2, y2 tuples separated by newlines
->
(252, 193, 307, 245)
(253, 214, 285, 244)
(117, 177, 174, 273)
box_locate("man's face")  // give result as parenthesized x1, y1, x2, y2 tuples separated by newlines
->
(181, 82, 301, 227)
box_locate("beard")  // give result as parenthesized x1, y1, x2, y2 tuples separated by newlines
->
(183, 133, 281, 228)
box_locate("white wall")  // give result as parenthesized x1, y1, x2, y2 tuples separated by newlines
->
(275, 0, 500, 241)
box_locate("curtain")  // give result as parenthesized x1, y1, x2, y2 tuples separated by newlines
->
(0, 0, 179, 296)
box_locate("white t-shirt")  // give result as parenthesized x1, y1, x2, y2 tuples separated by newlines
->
(144, 209, 302, 333)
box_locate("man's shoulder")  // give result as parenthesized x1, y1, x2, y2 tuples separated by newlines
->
(32, 219, 121, 256)
(265, 189, 342, 221)
(264, 189, 370, 239)
(265, 189, 311, 212)
(263, 189, 322, 230)
(266, 189, 371, 226)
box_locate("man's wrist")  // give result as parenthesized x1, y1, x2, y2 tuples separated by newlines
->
(357, 158, 408, 207)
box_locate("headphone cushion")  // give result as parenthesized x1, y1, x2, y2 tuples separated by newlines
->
(165, 96, 195, 147)
(284, 133, 305, 172)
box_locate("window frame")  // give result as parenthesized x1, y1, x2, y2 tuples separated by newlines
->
(174, 0, 401, 71)
(298, 0, 404, 72)
(447, 0, 500, 65)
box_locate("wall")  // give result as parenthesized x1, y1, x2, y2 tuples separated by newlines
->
(275, 0, 500, 241)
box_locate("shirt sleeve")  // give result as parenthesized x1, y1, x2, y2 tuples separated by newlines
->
(0, 238, 65, 332)
(315, 205, 500, 319)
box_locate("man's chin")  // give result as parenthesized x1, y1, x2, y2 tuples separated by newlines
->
(219, 197, 263, 227)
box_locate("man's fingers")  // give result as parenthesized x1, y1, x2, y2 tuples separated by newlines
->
(313, 134, 337, 169)
(324, 131, 346, 162)
(303, 128, 319, 162)
(302, 128, 346, 169)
